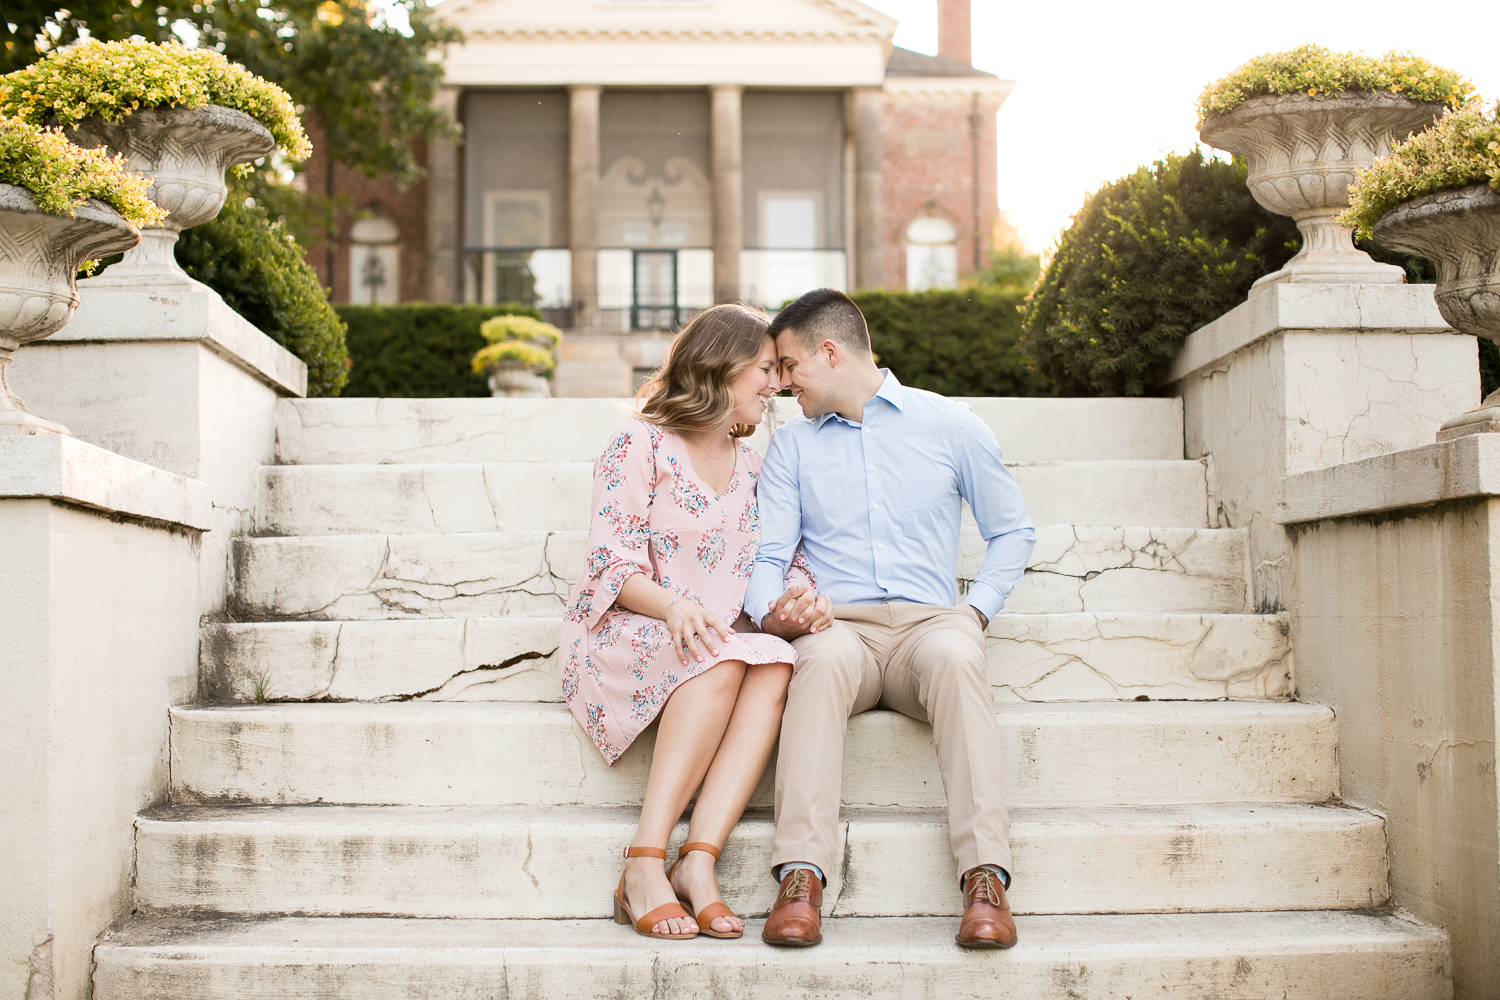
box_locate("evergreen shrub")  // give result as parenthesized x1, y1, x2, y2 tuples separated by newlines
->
(851, 287, 1049, 397)
(1021, 150, 1300, 396)
(176, 194, 349, 396)
(337, 303, 541, 397)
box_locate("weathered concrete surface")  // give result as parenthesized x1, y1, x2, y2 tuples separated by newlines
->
(1, 464, 201, 1000)
(226, 525, 1249, 620)
(132, 803, 1387, 918)
(1290, 496, 1500, 1000)
(201, 612, 1289, 704)
(91, 912, 1453, 1000)
(1278, 433, 1500, 524)
(253, 459, 1212, 536)
(275, 396, 1186, 465)
(9, 286, 304, 616)
(1167, 281, 1478, 611)
(167, 701, 1337, 809)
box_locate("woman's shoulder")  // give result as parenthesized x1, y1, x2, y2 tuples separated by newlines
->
(604, 417, 668, 452)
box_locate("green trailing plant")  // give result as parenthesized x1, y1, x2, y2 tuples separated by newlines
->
(850, 288, 1050, 397)
(0, 115, 164, 225)
(337, 303, 542, 397)
(176, 192, 349, 396)
(0, 39, 309, 157)
(1197, 45, 1473, 125)
(1340, 101, 1500, 238)
(1022, 149, 1300, 396)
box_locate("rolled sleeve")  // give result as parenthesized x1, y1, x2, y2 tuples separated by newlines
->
(746, 429, 802, 627)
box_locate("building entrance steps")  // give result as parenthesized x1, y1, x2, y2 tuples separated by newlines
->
(89, 395, 1450, 999)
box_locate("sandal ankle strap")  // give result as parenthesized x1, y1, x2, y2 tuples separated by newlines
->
(676, 841, 721, 860)
(624, 846, 668, 860)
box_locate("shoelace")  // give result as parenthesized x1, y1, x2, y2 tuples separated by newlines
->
(965, 870, 1003, 906)
(779, 868, 814, 901)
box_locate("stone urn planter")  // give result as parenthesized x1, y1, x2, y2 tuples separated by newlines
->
(1200, 92, 1446, 287)
(486, 361, 552, 399)
(1374, 184, 1500, 440)
(64, 104, 274, 285)
(0, 184, 140, 435)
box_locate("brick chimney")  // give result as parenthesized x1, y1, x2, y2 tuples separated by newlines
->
(936, 0, 972, 66)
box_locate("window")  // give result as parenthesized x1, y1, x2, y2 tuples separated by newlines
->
(905, 212, 958, 291)
(761, 194, 820, 249)
(349, 214, 400, 305)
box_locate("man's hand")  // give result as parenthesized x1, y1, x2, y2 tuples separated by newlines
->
(761, 583, 834, 640)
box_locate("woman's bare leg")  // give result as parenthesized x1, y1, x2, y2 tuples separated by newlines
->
(625, 659, 747, 935)
(671, 661, 794, 934)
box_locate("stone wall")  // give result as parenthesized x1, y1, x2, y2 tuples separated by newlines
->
(1282, 440, 1500, 1000)
(0, 438, 208, 1000)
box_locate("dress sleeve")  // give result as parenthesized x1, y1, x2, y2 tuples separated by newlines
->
(566, 420, 658, 631)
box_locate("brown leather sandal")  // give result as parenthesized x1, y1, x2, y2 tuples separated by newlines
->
(613, 846, 698, 940)
(667, 841, 743, 939)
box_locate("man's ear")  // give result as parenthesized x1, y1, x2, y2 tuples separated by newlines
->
(821, 339, 840, 367)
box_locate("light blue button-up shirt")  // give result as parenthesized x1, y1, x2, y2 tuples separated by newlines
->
(746, 371, 1035, 626)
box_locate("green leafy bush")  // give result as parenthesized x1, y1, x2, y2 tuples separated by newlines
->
(0, 115, 164, 224)
(0, 39, 310, 157)
(851, 288, 1049, 397)
(1340, 101, 1500, 238)
(176, 193, 349, 396)
(1021, 149, 1300, 396)
(1197, 45, 1473, 125)
(337, 303, 541, 397)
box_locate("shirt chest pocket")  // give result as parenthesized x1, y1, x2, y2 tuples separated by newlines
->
(898, 477, 958, 538)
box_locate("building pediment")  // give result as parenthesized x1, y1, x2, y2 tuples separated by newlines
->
(437, 0, 896, 87)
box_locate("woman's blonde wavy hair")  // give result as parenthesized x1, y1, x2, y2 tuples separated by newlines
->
(635, 303, 773, 438)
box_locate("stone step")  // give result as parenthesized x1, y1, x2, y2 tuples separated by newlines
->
(132, 803, 1387, 918)
(93, 911, 1451, 1000)
(169, 701, 1333, 809)
(274, 395, 1187, 466)
(226, 525, 1249, 620)
(201, 612, 1290, 705)
(252, 459, 1212, 536)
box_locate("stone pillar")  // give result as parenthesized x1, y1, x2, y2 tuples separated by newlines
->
(425, 86, 462, 303)
(852, 87, 885, 291)
(711, 84, 744, 304)
(569, 85, 602, 329)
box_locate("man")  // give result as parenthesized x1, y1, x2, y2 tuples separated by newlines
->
(745, 288, 1035, 949)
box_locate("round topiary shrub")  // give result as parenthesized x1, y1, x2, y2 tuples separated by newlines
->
(1021, 149, 1299, 396)
(175, 192, 349, 396)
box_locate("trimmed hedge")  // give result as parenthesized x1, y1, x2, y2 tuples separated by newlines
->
(1022, 150, 1299, 396)
(851, 288, 1050, 397)
(337, 303, 541, 397)
(176, 194, 349, 396)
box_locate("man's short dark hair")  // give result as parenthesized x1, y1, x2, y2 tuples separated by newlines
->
(767, 288, 872, 358)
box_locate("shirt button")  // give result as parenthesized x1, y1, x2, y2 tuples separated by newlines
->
(877, 543, 884, 549)
(869, 465, 875, 471)
(872, 504, 879, 509)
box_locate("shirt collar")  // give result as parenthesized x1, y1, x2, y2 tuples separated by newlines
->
(811, 370, 905, 430)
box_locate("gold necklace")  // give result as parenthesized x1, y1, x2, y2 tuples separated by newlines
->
(689, 432, 730, 460)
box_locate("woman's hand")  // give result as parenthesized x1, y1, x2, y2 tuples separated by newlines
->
(665, 598, 734, 666)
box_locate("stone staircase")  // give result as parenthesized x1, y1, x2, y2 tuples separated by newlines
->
(91, 397, 1450, 998)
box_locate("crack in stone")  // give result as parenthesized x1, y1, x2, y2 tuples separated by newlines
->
(390, 648, 558, 702)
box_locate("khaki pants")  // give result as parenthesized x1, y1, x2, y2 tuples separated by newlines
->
(771, 602, 1012, 884)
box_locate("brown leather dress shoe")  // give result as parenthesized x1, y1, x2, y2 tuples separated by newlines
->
(762, 868, 823, 947)
(955, 868, 1017, 949)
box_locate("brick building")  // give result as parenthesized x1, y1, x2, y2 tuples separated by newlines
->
(307, 0, 1012, 395)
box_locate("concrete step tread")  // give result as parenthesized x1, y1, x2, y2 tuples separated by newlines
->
(227, 524, 1251, 619)
(168, 700, 1336, 810)
(132, 803, 1388, 917)
(254, 459, 1213, 533)
(273, 395, 1188, 465)
(93, 912, 1450, 1000)
(201, 612, 1291, 705)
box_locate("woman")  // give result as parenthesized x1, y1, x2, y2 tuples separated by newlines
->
(560, 303, 830, 940)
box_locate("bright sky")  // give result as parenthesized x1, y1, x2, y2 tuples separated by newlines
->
(866, 0, 1500, 254)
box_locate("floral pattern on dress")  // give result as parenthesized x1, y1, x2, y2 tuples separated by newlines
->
(560, 418, 799, 765)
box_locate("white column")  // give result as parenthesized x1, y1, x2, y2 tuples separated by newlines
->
(425, 86, 462, 303)
(569, 85, 602, 329)
(711, 84, 744, 304)
(852, 87, 885, 291)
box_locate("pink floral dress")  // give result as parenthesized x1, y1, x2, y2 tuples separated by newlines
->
(561, 418, 800, 764)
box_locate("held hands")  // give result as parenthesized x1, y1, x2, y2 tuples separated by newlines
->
(664, 597, 733, 666)
(761, 583, 834, 640)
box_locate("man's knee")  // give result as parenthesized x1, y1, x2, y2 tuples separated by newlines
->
(787, 622, 865, 694)
(910, 629, 990, 693)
